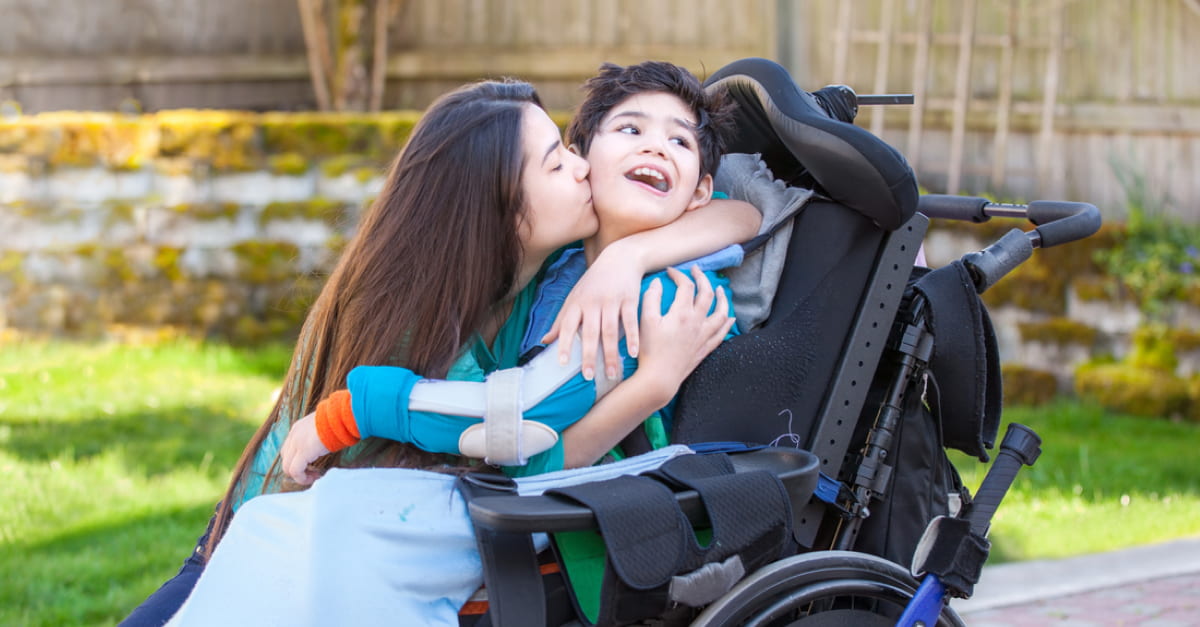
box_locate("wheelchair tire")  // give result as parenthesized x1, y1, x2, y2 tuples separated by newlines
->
(690, 551, 964, 627)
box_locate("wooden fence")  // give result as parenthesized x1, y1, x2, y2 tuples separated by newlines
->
(1, 0, 1198, 219)
(794, 0, 1200, 221)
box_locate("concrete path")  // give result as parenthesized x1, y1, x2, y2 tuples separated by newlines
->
(953, 537, 1200, 625)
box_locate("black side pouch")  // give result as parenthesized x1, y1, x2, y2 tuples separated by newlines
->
(853, 378, 970, 569)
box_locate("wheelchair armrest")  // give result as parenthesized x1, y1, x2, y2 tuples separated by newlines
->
(467, 447, 820, 533)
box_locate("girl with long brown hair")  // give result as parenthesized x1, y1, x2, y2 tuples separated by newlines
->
(122, 77, 758, 626)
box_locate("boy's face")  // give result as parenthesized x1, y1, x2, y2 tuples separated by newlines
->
(582, 92, 713, 236)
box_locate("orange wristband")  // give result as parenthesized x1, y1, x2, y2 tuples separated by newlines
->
(314, 389, 360, 452)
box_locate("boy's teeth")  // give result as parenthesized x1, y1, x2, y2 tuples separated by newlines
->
(626, 167, 669, 192)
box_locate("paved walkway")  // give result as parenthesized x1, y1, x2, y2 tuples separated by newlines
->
(953, 537, 1200, 626)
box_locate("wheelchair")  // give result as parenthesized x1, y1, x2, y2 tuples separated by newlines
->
(458, 57, 1102, 627)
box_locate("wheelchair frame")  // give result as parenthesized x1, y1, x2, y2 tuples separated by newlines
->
(461, 57, 1101, 627)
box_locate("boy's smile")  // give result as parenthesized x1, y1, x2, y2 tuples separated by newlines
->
(625, 165, 671, 194)
(584, 92, 713, 247)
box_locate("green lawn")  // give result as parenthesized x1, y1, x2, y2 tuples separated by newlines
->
(2, 340, 1198, 625)
(952, 401, 1200, 563)
(0, 340, 289, 626)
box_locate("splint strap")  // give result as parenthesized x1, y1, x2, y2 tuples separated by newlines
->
(459, 368, 559, 466)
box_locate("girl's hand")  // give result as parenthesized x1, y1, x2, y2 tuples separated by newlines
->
(280, 413, 329, 486)
(542, 243, 644, 381)
(637, 266, 735, 395)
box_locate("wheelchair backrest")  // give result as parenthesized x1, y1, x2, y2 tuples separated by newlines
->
(668, 58, 926, 547)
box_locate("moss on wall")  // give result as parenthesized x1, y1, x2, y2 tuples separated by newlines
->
(268, 152, 310, 176)
(168, 202, 241, 221)
(1017, 318, 1098, 346)
(1000, 364, 1059, 407)
(230, 240, 300, 284)
(259, 198, 347, 227)
(1175, 328, 1200, 353)
(0, 109, 441, 174)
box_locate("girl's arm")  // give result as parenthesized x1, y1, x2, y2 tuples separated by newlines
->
(279, 266, 734, 482)
(544, 198, 758, 381)
(561, 266, 734, 468)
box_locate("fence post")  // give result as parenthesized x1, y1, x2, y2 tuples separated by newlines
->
(946, 0, 978, 195)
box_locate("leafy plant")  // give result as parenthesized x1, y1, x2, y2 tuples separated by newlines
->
(1095, 159, 1200, 318)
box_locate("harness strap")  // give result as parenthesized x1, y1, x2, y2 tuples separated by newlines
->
(549, 476, 688, 590)
(646, 453, 795, 577)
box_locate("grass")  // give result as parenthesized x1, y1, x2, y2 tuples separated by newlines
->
(952, 401, 1200, 563)
(0, 339, 289, 627)
(1, 340, 1198, 624)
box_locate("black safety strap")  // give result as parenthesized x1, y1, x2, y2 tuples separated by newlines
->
(645, 453, 795, 570)
(456, 473, 545, 627)
(547, 453, 795, 625)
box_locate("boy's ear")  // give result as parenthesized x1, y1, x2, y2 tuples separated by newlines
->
(567, 143, 581, 155)
(685, 174, 714, 212)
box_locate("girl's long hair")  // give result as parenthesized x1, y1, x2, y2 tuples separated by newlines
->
(206, 80, 541, 555)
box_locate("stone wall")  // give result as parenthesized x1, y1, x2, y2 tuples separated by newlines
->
(0, 164, 380, 342)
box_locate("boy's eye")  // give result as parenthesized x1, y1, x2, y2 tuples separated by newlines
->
(617, 124, 639, 135)
(670, 136, 692, 148)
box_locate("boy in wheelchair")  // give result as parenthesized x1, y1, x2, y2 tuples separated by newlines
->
(279, 60, 756, 479)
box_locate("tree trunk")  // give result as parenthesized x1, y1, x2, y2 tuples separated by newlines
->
(296, 0, 398, 112)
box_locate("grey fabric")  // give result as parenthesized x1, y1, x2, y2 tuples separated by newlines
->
(716, 153, 814, 331)
(669, 555, 746, 607)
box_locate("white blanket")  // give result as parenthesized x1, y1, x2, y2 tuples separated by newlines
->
(167, 446, 692, 627)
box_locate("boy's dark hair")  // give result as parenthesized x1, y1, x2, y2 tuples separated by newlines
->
(567, 61, 735, 180)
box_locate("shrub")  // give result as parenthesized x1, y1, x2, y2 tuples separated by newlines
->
(1128, 324, 1178, 371)
(1074, 362, 1190, 420)
(1001, 364, 1059, 407)
(1188, 376, 1200, 423)
(1094, 161, 1200, 319)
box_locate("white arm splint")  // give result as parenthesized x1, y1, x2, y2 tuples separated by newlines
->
(405, 333, 620, 463)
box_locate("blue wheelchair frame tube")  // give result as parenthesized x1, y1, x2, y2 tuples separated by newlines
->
(895, 575, 947, 627)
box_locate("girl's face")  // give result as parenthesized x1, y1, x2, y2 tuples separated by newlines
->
(518, 105, 597, 261)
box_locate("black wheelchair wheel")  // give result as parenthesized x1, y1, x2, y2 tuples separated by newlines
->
(690, 551, 964, 627)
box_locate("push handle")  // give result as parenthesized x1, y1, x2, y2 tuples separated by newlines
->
(918, 195, 1103, 248)
(967, 423, 1042, 537)
(919, 195, 1102, 292)
(1028, 200, 1103, 248)
(961, 229, 1034, 294)
(916, 194, 992, 223)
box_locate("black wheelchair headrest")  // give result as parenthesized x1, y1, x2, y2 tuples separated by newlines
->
(704, 58, 918, 231)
